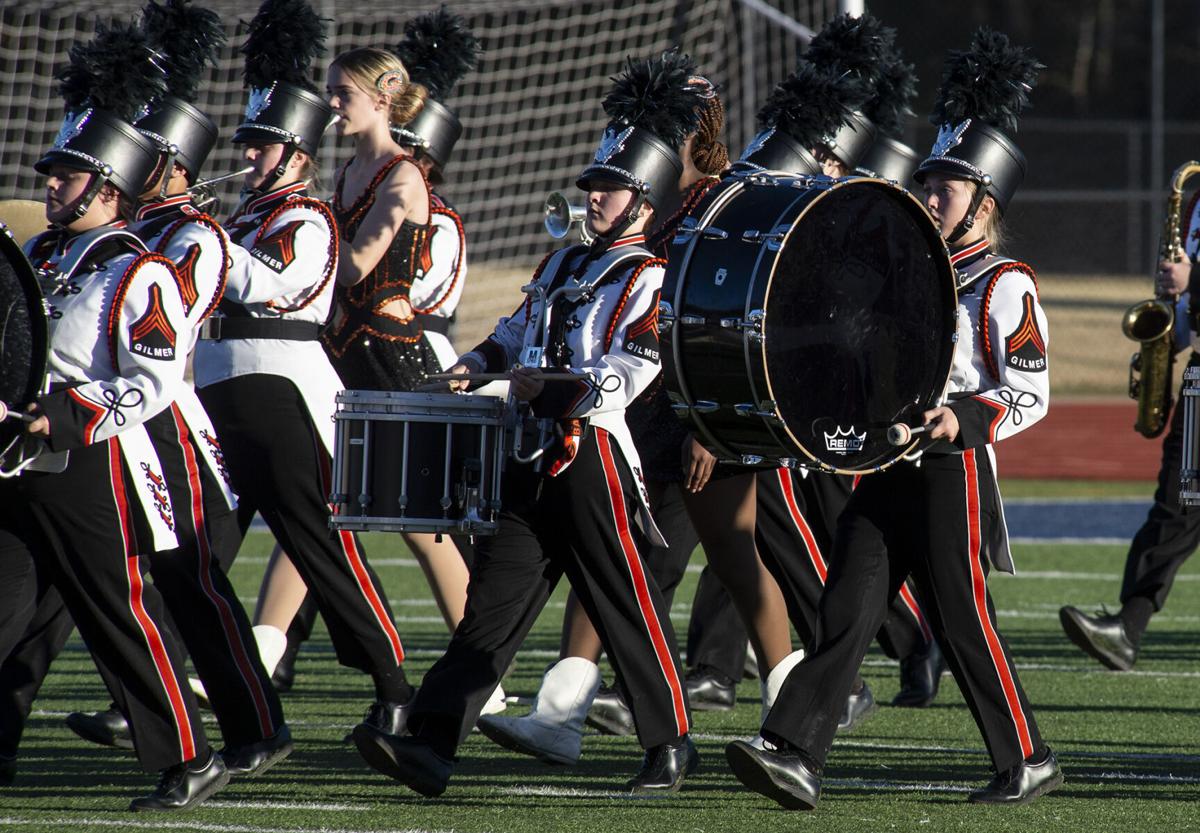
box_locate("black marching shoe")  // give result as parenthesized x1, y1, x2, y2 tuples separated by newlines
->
(353, 725, 453, 797)
(1059, 606, 1137, 671)
(65, 707, 134, 750)
(684, 667, 736, 712)
(725, 737, 820, 810)
(221, 725, 294, 778)
(343, 698, 413, 743)
(626, 735, 698, 794)
(585, 685, 636, 736)
(0, 754, 15, 787)
(892, 640, 947, 708)
(837, 681, 876, 732)
(968, 748, 1063, 805)
(130, 749, 230, 812)
(271, 641, 301, 693)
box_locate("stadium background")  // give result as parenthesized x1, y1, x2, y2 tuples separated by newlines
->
(3, 0, 1200, 471)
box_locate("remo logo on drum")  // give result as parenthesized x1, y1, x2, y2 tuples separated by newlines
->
(824, 426, 867, 454)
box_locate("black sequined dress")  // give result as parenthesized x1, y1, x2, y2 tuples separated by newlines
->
(321, 154, 440, 391)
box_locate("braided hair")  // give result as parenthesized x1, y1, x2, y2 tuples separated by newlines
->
(690, 91, 728, 176)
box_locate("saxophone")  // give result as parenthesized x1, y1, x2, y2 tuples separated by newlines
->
(1123, 161, 1200, 438)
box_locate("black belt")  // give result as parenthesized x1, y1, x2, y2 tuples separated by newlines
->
(199, 317, 322, 341)
(416, 314, 452, 336)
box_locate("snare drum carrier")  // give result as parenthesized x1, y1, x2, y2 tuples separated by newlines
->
(660, 169, 957, 473)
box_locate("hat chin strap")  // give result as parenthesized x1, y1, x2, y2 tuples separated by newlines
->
(587, 190, 646, 257)
(68, 171, 112, 223)
(946, 181, 990, 246)
(249, 144, 299, 197)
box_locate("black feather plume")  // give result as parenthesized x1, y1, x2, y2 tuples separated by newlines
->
(757, 61, 865, 148)
(57, 21, 167, 120)
(601, 49, 707, 150)
(141, 0, 225, 103)
(804, 13, 894, 105)
(930, 27, 1042, 133)
(241, 0, 327, 93)
(864, 52, 917, 138)
(393, 6, 480, 102)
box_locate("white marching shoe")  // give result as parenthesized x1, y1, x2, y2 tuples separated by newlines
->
(760, 649, 805, 723)
(189, 624, 288, 709)
(476, 657, 601, 765)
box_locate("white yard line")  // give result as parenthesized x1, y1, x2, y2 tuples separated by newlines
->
(0, 819, 456, 833)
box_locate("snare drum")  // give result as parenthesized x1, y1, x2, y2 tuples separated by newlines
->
(1180, 365, 1200, 505)
(659, 170, 957, 474)
(330, 390, 505, 534)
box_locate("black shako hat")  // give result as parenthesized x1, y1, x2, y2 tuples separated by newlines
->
(739, 61, 863, 175)
(576, 50, 708, 208)
(802, 12, 907, 170)
(914, 27, 1042, 214)
(134, 0, 225, 181)
(36, 21, 163, 199)
(232, 0, 332, 156)
(852, 26, 919, 183)
(392, 6, 481, 172)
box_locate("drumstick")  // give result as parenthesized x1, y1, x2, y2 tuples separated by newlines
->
(886, 422, 929, 446)
(427, 372, 589, 383)
(0, 402, 36, 424)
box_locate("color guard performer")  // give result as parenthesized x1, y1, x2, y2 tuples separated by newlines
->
(192, 0, 415, 736)
(353, 54, 708, 796)
(0, 22, 227, 810)
(726, 28, 1063, 808)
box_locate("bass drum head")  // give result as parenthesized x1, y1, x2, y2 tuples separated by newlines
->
(0, 228, 48, 449)
(763, 179, 956, 472)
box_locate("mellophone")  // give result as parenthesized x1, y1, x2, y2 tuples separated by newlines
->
(329, 171, 960, 536)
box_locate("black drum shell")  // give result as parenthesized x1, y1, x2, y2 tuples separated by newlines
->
(0, 227, 48, 450)
(661, 172, 957, 473)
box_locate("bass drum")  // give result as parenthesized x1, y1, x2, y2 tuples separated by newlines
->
(0, 225, 48, 453)
(660, 170, 957, 474)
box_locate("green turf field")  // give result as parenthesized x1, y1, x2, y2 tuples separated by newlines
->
(1, 526, 1196, 833)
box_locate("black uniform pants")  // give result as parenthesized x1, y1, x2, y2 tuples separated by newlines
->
(409, 428, 690, 756)
(764, 450, 1045, 775)
(687, 469, 931, 680)
(0, 439, 208, 772)
(1120, 393, 1199, 612)
(0, 405, 285, 754)
(198, 374, 405, 678)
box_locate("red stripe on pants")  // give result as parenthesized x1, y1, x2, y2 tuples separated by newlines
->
(776, 469, 828, 581)
(963, 449, 1033, 759)
(596, 429, 688, 737)
(171, 405, 275, 736)
(109, 440, 196, 761)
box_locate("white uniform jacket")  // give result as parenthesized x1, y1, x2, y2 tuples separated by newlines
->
(132, 195, 237, 509)
(192, 182, 344, 455)
(410, 191, 466, 369)
(461, 234, 667, 545)
(26, 224, 189, 550)
(940, 237, 1052, 573)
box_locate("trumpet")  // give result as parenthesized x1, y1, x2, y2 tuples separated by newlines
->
(188, 166, 254, 214)
(543, 191, 592, 243)
(1124, 160, 1200, 438)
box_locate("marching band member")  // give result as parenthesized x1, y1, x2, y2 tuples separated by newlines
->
(476, 55, 721, 758)
(2, 1, 291, 777)
(192, 0, 414, 739)
(727, 28, 1062, 808)
(1059, 188, 1200, 669)
(0, 23, 227, 809)
(353, 54, 708, 796)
